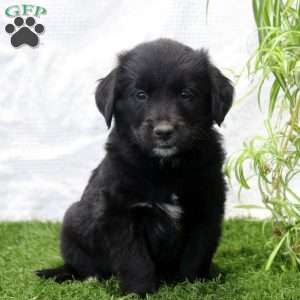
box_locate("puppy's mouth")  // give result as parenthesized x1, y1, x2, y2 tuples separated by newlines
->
(153, 143, 178, 157)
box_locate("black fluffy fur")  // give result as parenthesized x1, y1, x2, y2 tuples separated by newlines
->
(36, 38, 234, 296)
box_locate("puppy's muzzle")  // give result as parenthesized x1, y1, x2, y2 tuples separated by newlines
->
(153, 122, 174, 142)
(152, 121, 178, 157)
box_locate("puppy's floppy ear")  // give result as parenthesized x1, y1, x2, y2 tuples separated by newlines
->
(210, 66, 234, 126)
(95, 68, 117, 128)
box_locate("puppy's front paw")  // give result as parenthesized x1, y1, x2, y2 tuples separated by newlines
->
(121, 280, 158, 297)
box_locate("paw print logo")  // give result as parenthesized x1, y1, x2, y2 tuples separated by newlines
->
(5, 17, 45, 48)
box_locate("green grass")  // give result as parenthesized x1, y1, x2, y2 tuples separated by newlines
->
(0, 220, 299, 300)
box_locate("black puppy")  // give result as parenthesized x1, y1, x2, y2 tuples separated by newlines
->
(36, 38, 233, 296)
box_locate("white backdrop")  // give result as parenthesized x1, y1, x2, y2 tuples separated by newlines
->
(0, 0, 268, 220)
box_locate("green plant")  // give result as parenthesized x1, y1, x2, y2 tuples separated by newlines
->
(226, 0, 300, 270)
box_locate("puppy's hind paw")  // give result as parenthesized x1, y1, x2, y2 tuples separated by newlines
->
(35, 265, 76, 283)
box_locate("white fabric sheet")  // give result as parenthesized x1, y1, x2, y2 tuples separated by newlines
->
(0, 0, 270, 220)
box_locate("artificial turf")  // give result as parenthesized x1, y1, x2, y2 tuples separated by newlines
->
(0, 219, 299, 300)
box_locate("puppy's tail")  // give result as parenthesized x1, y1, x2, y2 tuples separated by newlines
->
(35, 264, 80, 283)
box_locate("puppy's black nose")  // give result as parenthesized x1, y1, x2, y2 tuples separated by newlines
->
(153, 123, 174, 140)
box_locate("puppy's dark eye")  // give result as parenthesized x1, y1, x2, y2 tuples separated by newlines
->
(180, 89, 194, 100)
(135, 90, 148, 101)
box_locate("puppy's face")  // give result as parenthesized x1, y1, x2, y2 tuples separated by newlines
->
(96, 39, 233, 158)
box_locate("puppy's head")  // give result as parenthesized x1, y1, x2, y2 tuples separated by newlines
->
(96, 39, 233, 158)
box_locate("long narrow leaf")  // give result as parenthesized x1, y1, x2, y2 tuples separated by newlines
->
(265, 232, 289, 270)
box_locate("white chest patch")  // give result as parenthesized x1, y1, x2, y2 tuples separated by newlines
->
(158, 203, 183, 221)
(157, 193, 182, 221)
(130, 193, 183, 222)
